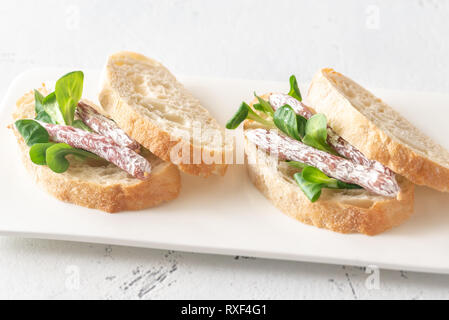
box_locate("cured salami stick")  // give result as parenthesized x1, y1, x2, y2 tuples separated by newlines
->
(269, 93, 394, 176)
(246, 128, 399, 197)
(76, 102, 140, 151)
(39, 122, 151, 180)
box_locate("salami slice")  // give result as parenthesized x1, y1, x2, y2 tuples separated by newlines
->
(39, 122, 151, 180)
(269, 93, 394, 176)
(246, 128, 399, 197)
(76, 102, 140, 151)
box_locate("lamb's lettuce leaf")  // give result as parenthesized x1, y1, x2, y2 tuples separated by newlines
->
(14, 119, 49, 146)
(45, 143, 100, 173)
(55, 71, 84, 125)
(288, 75, 302, 101)
(273, 104, 307, 141)
(301, 114, 338, 155)
(226, 102, 273, 129)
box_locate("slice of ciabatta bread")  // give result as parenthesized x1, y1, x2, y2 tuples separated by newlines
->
(99, 51, 232, 177)
(11, 89, 181, 213)
(307, 68, 449, 192)
(243, 95, 414, 235)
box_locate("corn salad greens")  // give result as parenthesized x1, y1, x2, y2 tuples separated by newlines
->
(226, 75, 362, 202)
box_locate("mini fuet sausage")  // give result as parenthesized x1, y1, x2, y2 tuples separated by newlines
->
(76, 101, 140, 151)
(39, 122, 151, 180)
(245, 128, 399, 197)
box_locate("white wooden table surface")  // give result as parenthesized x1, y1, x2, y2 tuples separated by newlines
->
(1, 0, 449, 299)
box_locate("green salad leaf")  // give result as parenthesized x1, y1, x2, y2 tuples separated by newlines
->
(288, 75, 302, 101)
(34, 90, 54, 123)
(34, 90, 45, 114)
(286, 161, 308, 170)
(42, 92, 65, 124)
(35, 110, 54, 123)
(301, 166, 336, 185)
(46, 143, 99, 173)
(273, 104, 307, 141)
(55, 71, 84, 125)
(29, 142, 56, 165)
(253, 103, 264, 112)
(293, 165, 362, 202)
(34, 90, 66, 124)
(254, 93, 274, 116)
(332, 180, 362, 190)
(293, 172, 323, 202)
(226, 102, 249, 129)
(31, 142, 101, 168)
(302, 114, 338, 155)
(301, 166, 362, 191)
(14, 120, 49, 146)
(226, 102, 273, 129)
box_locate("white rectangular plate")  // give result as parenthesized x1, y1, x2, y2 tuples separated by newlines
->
(1, 69, 449, 274)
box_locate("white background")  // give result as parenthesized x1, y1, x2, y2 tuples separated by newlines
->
(1, 0, 449, 299)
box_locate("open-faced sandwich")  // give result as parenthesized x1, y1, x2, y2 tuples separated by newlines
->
(10, 52, 231, 212)
(226, 69, 449, 235)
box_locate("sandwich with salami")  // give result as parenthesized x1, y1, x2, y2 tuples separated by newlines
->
(226, 69, 449, 235)
(11, 71, 181, 212)
(10, 51, 232, 213)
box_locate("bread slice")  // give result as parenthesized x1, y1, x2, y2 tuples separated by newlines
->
(243, 94, 414, 235)
(99, 51, 232, 177)
(11, 89, 181, 213)
(307, 68, 449, 192)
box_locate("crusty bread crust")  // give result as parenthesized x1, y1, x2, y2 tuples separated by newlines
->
(307, 68, 449, 192)
(99, 51, 228, 177)
(243, 94, 414, 235)
(11, 90, 181, 213)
